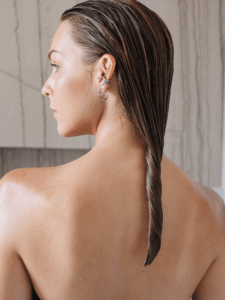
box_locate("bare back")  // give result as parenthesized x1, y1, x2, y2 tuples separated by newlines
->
(1, 151, 224, 300)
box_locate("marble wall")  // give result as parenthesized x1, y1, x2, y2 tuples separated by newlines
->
(0, 0, 95, 149)
(0, 0, 224, 188)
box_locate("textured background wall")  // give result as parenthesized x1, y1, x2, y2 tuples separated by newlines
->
(0, 0, 224, 190)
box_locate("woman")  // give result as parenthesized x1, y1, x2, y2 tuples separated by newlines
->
(0, 0, 224, 299)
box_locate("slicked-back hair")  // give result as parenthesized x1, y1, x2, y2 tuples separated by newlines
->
(60, 0, 174, 266)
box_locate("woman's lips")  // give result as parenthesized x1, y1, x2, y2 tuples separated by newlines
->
(50, 107, 57, 118)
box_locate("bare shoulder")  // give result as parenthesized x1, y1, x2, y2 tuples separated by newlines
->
(195, 184, 225, 241)
(190, 182, 225, 258)
(201, 185, 225, 223)
(0, 166, 65, 256)
(0, 168, 33, 215)
(0, 166, 56, 241)
(165, 155, 224, 233)
(0, 166, 67, 299)
(1, 166, 57, 187)
(192, 184, 225, 299)
(0, 168, 40, 299)
(0, 165, 65, 223)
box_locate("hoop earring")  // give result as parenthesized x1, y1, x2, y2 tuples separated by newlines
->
(98, 77, 110, 101)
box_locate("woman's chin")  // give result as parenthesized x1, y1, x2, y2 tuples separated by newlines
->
(56, 124, 70, 137)
(57, 125, 76, 137)
(56, 121, 91, 137)
(57, 130, 73, 137)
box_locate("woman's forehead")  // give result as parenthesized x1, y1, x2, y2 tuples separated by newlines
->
(50, 22, 82, 60)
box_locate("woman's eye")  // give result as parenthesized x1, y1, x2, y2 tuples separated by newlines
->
(50, 63, 60, 73)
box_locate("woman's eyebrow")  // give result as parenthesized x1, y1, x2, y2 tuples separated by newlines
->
(48, 49, 63, 61)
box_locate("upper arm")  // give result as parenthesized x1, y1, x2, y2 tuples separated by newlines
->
(0, 173, 32, 299)
(192, 189, 225, 299)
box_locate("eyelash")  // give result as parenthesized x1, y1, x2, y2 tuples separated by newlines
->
(50, 63, 59, 73)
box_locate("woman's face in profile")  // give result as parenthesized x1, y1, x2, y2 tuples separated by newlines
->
(41, 21, 102, 137)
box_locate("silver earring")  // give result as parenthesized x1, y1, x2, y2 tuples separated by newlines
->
(98, 77, 110, 101)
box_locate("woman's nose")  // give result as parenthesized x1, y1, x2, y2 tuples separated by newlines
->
(41, 80, 52, 97)
(41, 87, 49, 97)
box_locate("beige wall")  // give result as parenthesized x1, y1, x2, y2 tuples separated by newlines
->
(0, 0, 224, 188)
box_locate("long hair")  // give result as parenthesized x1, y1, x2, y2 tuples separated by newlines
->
(60, 0, 174, 266)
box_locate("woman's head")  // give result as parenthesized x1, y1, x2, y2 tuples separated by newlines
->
(58, 0, 174, 152)
(41, 20, 119, 137)
(43, 0, 174, 265)
(42, 0, 174, 146)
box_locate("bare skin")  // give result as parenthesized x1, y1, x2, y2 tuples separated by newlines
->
(0, 20, 225, 299)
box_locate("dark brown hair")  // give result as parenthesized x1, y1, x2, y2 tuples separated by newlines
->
(61, 0, 174, 266)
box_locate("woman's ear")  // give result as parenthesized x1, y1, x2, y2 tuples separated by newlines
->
(96, 54, 116, 82)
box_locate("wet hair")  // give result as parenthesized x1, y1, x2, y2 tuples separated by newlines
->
(60, 0, 174, 266)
